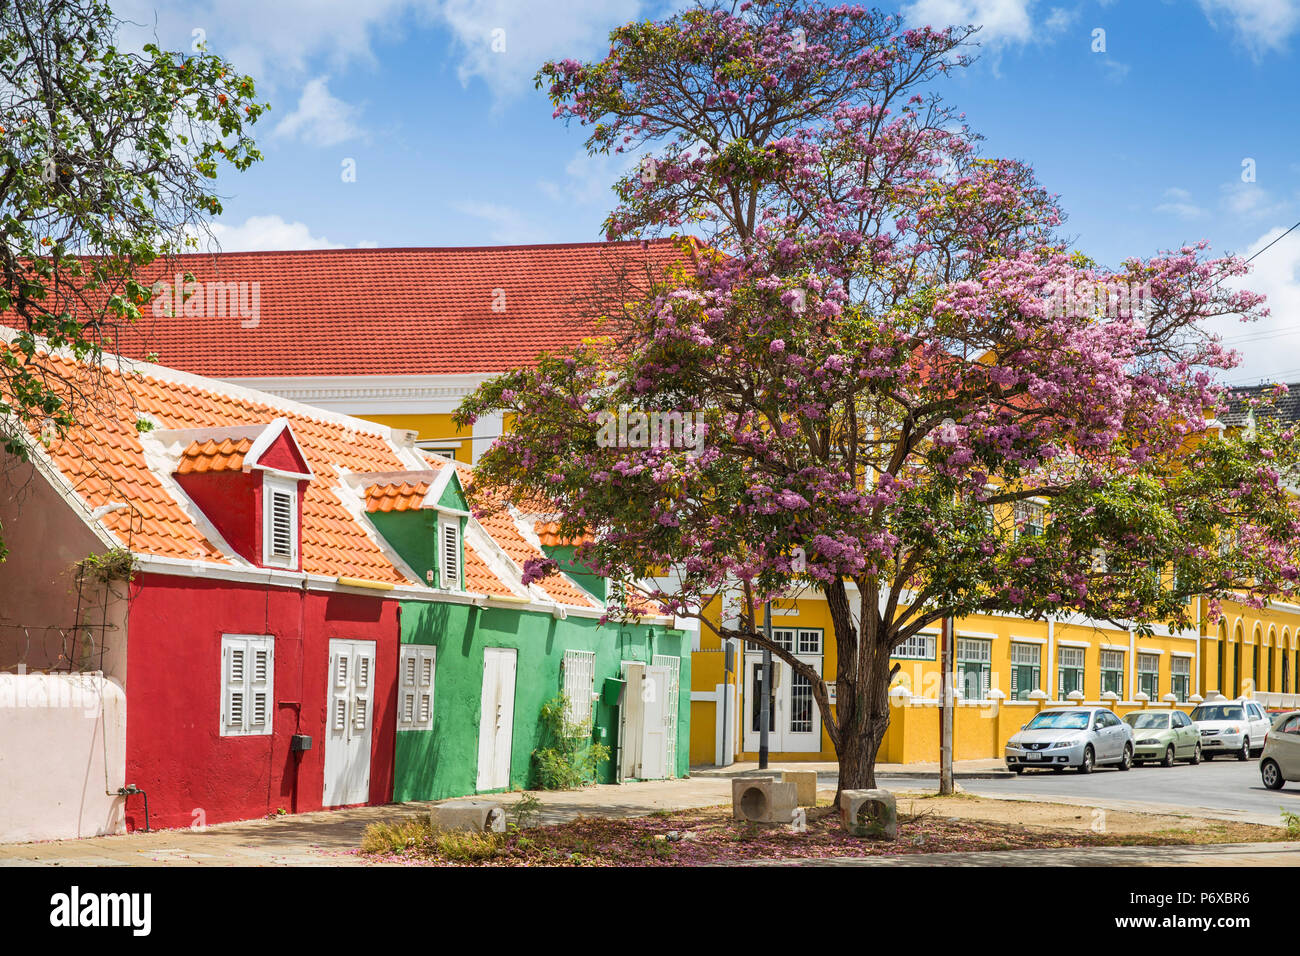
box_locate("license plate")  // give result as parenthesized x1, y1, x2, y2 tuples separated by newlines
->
(1026, 753, 1043, 760)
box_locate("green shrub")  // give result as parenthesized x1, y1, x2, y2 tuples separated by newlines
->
(531, 693, 610, 790)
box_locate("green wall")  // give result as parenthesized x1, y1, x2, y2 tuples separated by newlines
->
(393, 600, 691, 802)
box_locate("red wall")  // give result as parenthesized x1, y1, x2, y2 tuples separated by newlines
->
(122, 572, 399, 831)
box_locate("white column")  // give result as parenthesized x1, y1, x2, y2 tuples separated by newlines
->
(471, 410, 504, 464)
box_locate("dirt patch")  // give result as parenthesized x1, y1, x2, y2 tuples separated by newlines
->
(356, 793, 1288, 866)
(888, 791, 1218, 836)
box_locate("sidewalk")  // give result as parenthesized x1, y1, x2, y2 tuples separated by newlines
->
(748, 841, 1300, 867)
(0, 778, 739, 867)
(691, 758, 1013, 779)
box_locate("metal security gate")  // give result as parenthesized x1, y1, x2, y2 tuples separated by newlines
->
(652, 654, 680, 777)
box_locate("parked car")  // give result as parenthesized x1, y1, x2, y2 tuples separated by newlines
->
(1005, 707, 1133, 774)
(1189, 699, 1272, 760)
(1122, 710, 1202, 766)
(1260, 710, 1300, 790)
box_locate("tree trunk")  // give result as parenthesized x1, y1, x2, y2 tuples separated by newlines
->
(833, 636, 896, 804)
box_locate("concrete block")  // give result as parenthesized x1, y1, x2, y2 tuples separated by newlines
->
(780, 770, 818, 806)
(841, 788, 898, 840)
(732, 777, 798, 824)
(430, 799, 506, 833)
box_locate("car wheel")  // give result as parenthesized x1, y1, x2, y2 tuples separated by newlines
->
(1237, 738, 1250, 762)
(1161, 745, 1176, 768)
(1261, 759, 1286, 791)
(1189, 743, 1201, 765)
(1117, 743, 1133, 771)
(1078, 745, 1095, 774)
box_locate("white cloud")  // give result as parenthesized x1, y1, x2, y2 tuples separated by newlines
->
(1213, 225, 1300, 383)
(451, 199, 546, 244)
(1155, 187, 1206, 220)
(112, 0, 415, 83)
(198, 214, 348, 251)
(538, 149, 639, 206)
(1220, 181, 1290, 220)
(274, 76, 366, 147)
(435, 0, 643, 104)
(1198, 0, 1300, 56)
(900, 0, 1063, 45)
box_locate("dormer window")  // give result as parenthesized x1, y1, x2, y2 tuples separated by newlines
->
(160, 417, 312, 572)
(263, 475, 300, 568)
(439, 517, 461, 590)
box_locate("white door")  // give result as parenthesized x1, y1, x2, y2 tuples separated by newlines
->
(742, 630, 823, 753)
(323, 639, 376, 807)
(640, 664, 670, 779)
(476, 647, 517, 791)
(616, 659, 678, 780)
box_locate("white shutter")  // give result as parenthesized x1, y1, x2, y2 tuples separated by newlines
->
(397, 645, 437, 732)
(440, 519, 460, 590)
(221, 634, 274, 737)
(262, 475, 299, 568)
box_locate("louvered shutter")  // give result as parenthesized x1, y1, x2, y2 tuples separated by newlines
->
(221, 635, 274, 736)
(440, 519, 460, 590)
(250, 644, 272, 730)
(398, 645, 437, 732)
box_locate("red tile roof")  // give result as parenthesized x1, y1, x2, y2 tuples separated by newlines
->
(104, 240, 688, 377)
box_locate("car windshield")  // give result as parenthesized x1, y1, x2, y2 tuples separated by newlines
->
(1026, 711, 1091, 730)
(1125, 713, 1169, 730)
(1190, 705, 1245, 721)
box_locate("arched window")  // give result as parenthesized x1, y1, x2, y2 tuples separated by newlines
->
(1233, 624, 1243, 698)
(1268, 627, 1277, 692)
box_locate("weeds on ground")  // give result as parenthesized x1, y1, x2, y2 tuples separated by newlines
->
(1282, 808, 1300, 838)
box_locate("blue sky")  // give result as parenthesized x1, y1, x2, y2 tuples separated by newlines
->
(114, 0, 1300, 382)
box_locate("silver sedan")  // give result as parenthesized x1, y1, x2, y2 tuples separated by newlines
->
(1005, 707, 1134, 774)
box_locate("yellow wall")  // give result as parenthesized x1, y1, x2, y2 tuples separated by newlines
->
(689, 593, 1300, 766)
(357, 412, 473, 462)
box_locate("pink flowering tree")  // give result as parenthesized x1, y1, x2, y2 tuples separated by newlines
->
(457, 0, 1300, 791)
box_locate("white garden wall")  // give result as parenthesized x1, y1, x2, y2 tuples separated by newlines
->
(0, 672, 127, 843)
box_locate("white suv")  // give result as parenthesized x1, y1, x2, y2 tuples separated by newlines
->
(1189, 698, 1272, 760)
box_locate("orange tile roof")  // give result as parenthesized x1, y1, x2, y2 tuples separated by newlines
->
(101, 240, 688, 377)
(457, 468, 599, 610)
(176, 437, 253, 474)
(7, 342, 602, 608)
(534, 521, 592, 548)
(364, 481, 430, 513)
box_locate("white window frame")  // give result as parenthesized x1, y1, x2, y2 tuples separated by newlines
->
(796, 629, 822, 655)
(397, 645, 436, 732)
(1100, 649, 1125, 696)
(221, 634, 274, 737)
(438, 516, 461, 590)
(894, 633, 936, 660)
(262, 475, 299, 569)
(1010, 642, 1041, 699)
(561, 649, 597, 729)
(1058, 645, 1085, 697)
(1013, 500, 1045, 540)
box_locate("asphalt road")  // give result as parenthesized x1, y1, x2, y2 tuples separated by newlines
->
(888, 758, 1300, 825)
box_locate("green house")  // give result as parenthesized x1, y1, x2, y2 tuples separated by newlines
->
(356, 460, 691, 800)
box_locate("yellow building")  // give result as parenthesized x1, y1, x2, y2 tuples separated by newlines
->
(688, 593, 1300, 767)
